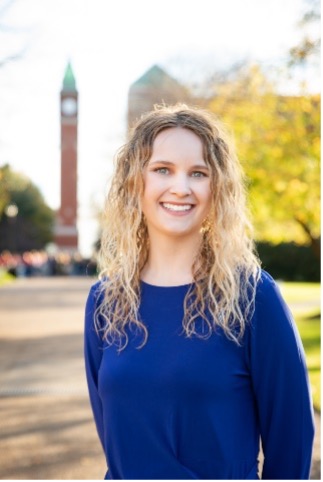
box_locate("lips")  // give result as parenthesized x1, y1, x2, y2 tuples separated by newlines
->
(161, 202, 194, 212)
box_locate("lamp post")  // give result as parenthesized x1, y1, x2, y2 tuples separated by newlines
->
(5, 203, 19, 253)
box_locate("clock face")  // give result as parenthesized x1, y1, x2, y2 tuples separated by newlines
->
(61, 97, 77, 116)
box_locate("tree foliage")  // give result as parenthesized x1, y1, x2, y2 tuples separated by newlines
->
(0, 0, 27, 68)
(288, 0, 320, 67)
(0, 164, 55, 251)
(208, 65, 320, 257)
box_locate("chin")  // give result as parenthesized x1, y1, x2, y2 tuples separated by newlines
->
(161, 226, 202, 238)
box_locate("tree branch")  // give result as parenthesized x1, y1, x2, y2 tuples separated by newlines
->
(294, 216, 321, 260)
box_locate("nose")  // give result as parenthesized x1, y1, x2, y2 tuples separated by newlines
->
(169, 173, 192, 197)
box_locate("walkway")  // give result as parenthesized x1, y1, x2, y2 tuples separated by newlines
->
(0, 277, 105, 479)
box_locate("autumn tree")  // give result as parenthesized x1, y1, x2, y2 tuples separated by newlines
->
(288, 0, 320, 67)
(208, 64, 320, 258)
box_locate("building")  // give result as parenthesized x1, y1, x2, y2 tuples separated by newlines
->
(54, 62, 79, 252)
(127, 64, 190, 129)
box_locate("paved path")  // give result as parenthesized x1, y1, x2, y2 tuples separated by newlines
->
(0, 277, 320, 479)
(0, 277, 106, 479)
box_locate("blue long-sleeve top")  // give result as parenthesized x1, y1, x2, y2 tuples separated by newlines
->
(84, 270, 314, 479)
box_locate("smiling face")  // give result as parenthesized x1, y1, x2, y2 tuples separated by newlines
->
(141, 127, 212, 241)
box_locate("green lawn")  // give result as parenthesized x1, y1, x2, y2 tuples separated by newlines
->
(0, 269, 15, 286)
(279, 282, 321, 412)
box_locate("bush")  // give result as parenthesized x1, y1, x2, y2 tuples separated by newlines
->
(256, 242, 320, 281)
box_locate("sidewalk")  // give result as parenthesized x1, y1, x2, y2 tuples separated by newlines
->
(0, 277, 320, 479)
(0, 277, 106, 479)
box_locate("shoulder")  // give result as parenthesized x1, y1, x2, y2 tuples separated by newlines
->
(251, 270, 296, 342)
(257, 268, 277, 288)
(88, 278, 104, 297)
(84, 279, 107, 340)
(255, 269, 283, 304)
(85, 279, 105, 315)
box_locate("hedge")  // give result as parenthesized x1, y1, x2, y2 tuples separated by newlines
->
(256, 242, 320, 281)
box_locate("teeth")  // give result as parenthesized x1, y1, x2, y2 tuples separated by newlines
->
(162, 203, 192, 212)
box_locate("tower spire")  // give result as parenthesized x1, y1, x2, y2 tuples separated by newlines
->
(62, 61, 76, 91)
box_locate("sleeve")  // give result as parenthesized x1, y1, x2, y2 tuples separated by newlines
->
(249, 271, 315, 479)
(84, 283, 105, 452)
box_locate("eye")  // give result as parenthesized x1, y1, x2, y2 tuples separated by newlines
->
(191, 171, 208, 178)
(154, 167, 169, 175)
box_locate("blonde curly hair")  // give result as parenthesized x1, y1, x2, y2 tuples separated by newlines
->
(96, 103, 261, 350)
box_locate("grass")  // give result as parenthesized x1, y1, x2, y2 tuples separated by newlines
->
(278, 282, 321, 303)
(0, 269, 15, 287)
(279, 282, 321, 412)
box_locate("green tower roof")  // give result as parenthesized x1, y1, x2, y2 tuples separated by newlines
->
(62, 62, 76, 91)
(132, 65, 174, 87)
(130, 64, 183, 92)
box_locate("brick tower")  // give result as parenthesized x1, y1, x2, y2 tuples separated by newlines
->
(55, 62, 78, 252)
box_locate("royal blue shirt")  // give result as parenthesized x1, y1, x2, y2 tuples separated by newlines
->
(84, 270, 314, 479)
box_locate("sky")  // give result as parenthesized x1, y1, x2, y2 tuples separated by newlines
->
(0, 0, 319, 256)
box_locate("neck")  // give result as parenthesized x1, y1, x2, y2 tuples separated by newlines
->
(141, 232, 202, 286)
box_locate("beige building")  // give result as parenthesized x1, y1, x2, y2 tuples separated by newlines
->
(127, 64, 191, 129)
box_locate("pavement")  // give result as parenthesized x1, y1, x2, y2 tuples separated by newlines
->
(0, 277, 320, 480)
(0, 277, 106, 480)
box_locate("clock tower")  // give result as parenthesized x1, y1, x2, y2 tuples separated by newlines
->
(55, 62, 78, 252)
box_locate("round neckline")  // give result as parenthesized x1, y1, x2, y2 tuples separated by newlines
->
(140, 279, 193, 289)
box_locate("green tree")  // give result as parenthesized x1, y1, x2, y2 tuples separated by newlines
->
(0, 164, 55, 252)
(0, 163, 10, 217)
(208, 65, 320, 257)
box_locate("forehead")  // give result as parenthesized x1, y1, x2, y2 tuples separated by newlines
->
(153, 126, 201, 144)
(150, 127, 205, 160)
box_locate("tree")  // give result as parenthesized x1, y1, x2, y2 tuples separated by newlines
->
(0, 164, 55, 252)
(207, 64, 320, 258)
(288, 0, 320, 67)
(0, 0, 27, 68)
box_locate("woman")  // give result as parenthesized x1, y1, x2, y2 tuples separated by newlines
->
(84, 104, 314, 479)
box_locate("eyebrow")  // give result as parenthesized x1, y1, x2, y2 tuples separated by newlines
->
(149, 160, 209, 170)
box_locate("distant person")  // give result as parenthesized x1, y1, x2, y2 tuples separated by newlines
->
(84, 104, 314, 479)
